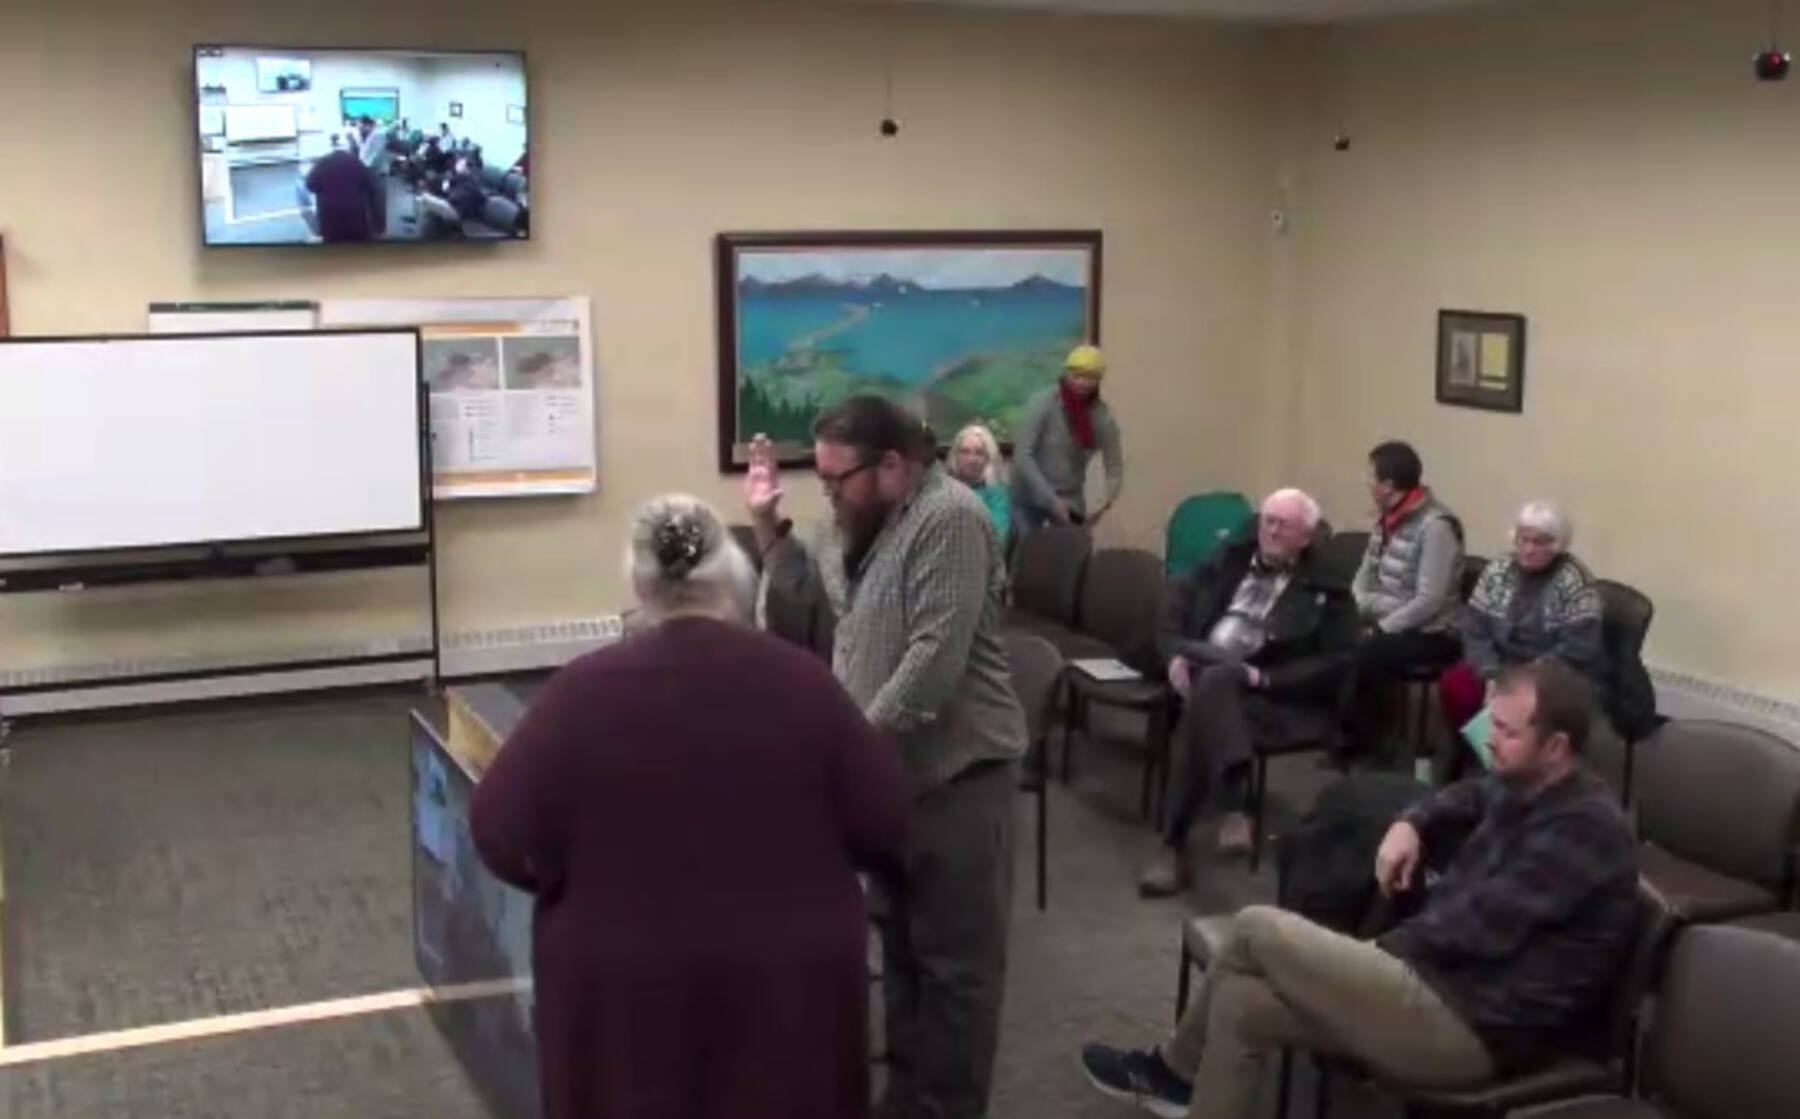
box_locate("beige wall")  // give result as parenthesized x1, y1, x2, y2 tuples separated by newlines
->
(1276, 0, 1798, 696)
(9, 0, 1788, 700)
(0, 0, 1281, 673)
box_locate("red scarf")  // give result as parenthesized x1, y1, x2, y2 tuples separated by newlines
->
(1059, 379, 1097, 450)
(1378, 487, 1430, 543)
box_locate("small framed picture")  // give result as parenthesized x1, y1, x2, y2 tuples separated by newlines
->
(506, 104, 525, 125)
(448, 101, 463, 119)
(1436, 309, 1526, 413)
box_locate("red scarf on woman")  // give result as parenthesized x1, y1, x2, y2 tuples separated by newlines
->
(1059, 379, 1097, 450)
(1378, 487, 1430, 543)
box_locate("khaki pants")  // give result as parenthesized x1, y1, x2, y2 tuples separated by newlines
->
(1161, 905, 1492, 1119)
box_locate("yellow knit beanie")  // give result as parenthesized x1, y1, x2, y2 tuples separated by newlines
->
(1064, 344, 1107, 379)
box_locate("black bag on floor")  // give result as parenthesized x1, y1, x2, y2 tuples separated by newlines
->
(1275, 773, 1433, 937)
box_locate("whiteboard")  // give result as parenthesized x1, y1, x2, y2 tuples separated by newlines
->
(0, 331, 423, 555)
(224, 104, 296, 143)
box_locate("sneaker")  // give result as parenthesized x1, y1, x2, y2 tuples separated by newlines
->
(1137, 846, 1186, 898)
(1079, 1044, 1193, 1119)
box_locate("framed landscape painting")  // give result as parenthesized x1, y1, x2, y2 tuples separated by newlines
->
(715, 230, 1103, 470)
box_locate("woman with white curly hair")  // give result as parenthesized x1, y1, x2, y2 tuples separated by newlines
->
(473, 493, 908, 1119)
(947, 421, 1012, 545)
(1436, 499, 1609, 780)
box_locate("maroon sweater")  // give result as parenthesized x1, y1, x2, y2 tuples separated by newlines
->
(471, 616, 909, 1119)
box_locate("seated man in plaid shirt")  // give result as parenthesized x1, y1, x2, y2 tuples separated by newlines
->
(1081, 658, 1640, 1119)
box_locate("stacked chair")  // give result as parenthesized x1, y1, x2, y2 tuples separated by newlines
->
(1003, 631, 1068, 910)
(1002, 525, 1178, 820)
(1630, 719, 1800, 926)
(1514, 924, 1800, 1119)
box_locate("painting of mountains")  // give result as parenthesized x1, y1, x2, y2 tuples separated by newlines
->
(716, 231, 1102, 469)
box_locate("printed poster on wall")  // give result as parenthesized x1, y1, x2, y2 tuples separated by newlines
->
(320, 297, 597, 499)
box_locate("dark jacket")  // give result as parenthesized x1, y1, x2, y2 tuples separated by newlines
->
(1156, 538, 1359, 704)
(304, 150, 378, 242)
(1377, 769, 1639, 1072)
(471, 617, 908, 1119)
(444, 172, 488, 221)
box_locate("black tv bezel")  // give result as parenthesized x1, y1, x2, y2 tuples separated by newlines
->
(192, 43, 531, 251)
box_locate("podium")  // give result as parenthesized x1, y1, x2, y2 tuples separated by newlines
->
(411, 682, 545, 1119)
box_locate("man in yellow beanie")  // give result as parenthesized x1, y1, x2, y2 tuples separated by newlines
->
(1010, 343, 1125, 529)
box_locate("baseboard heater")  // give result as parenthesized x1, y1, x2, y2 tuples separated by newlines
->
(0, 616, 624, 719)
(1, 619, 1793, 750)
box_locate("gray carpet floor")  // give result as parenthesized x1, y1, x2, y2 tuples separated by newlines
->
(3, 1007, 490, 1119)
(1, 692, 431, 1042)
(0, 687, 1395, 1118)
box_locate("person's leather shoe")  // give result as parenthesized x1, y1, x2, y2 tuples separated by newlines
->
(1137, 846, 1185, 897)
(1216, 812, 1254, 858)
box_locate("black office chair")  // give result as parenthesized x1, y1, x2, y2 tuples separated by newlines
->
(1311, 878, 1672, 1118)
(1595, 578, 1656, 800)
(1006, 524, 1091, 640)
(1059, 548, 1173, 820)
(1514, 924, 1800, 1119)
(1004, 631, 1068, 911)
(1633, 719, 1800, 925)
(1313, 530, 1369, 590)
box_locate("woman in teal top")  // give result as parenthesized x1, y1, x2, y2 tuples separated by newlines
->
(949, 423, 1012, 546)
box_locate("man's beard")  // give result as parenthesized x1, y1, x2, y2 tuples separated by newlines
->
(839, 496, 895, 575)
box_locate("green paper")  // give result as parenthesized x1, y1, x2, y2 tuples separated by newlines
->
(1462, 707, 1496, 770)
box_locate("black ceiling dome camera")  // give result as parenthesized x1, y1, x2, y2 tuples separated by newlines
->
(879, 117, 899, 137)
(1756, 47, 1791, 80)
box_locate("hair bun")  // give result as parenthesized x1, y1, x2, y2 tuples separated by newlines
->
(652, 514, 708, 579)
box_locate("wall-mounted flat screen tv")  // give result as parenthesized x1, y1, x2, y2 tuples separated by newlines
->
(194, 46, 529, 247)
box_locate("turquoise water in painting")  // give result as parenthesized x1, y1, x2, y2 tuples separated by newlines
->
(737, 287, 1087, 381)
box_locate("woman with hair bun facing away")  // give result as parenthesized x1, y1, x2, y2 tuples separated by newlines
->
(471, 493, 909, 1119)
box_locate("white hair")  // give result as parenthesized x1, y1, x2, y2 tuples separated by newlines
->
(625, 493, 756, 624)
(1262, 487, 1323, 531)
(1514, 500, 1572, 548)
(951, 423, 1006, 488)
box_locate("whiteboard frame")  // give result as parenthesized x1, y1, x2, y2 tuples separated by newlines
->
(0, 327, 430, 559)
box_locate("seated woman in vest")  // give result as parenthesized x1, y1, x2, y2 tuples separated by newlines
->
(1436, 500, 1609, 782)
(947, 422, 1012, 548)
(1346, 440, 1466, 755)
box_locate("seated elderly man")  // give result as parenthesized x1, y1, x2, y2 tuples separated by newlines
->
(1138, 488, 1357, 896)
(1436, 500, 1608, 782)
(1085, 659, 1640, 1119)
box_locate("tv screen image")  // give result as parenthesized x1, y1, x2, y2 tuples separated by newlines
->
(195, 46, 529, 246)
(255, 56, 312, 93)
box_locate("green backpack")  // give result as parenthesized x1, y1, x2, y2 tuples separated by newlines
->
(1164, 492, 1254, 578)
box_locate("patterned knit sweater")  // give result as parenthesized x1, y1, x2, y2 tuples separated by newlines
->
(1460, 554, 1607, 690)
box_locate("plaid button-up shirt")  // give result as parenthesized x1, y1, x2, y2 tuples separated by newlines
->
(1378, 769, 1639, 1070)
(765, 466, 1027, 789)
